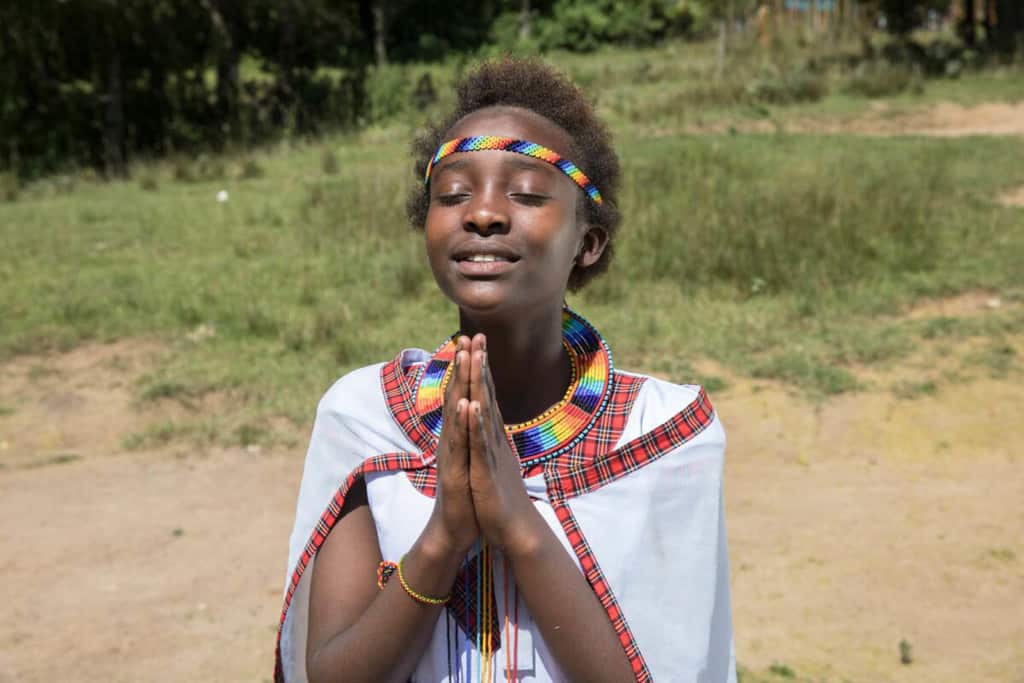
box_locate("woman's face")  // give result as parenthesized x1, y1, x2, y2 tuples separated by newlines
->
(424, 106, 606, 318)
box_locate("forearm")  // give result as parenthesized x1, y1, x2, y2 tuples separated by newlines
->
(505, 507, 634, 683)
(308, 525, 463, 683)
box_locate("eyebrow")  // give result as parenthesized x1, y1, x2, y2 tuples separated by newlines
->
(431, 155, 554, 181)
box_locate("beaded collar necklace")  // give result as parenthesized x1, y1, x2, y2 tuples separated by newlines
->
(413, 308, 613, 467)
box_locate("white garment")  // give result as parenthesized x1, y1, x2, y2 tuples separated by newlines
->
(276, 350, 735, 683)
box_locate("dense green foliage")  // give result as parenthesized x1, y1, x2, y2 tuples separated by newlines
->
(3, 0, 1021, 178)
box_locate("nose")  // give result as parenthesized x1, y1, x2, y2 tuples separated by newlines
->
(463, 191, 509, 235)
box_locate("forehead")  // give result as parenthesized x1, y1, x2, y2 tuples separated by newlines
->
(445, 106, 579, 161)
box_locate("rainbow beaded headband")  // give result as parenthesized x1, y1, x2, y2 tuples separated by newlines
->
(424, 136, 603, 205)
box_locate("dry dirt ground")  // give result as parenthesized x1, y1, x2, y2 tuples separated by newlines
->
(690, 101, 1024, 139)
(2, 324, 1022, 683)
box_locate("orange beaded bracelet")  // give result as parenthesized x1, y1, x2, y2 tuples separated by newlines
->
(377, 560, 397, 590)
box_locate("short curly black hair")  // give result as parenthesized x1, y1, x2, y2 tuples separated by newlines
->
(406, 58, 621, 291)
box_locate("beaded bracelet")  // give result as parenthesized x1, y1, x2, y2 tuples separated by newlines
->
(377, 560, 397, 590)
(395, 555, 450, 605)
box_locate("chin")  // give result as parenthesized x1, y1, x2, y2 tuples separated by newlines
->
(448, 281, 517, 315)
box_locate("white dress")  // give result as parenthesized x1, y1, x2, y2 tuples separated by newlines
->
(275, 309, 735, 682)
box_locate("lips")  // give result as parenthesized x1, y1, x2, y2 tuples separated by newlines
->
(452, 243, 520, 277)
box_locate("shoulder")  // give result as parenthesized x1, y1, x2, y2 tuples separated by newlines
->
(316, 361, 390, 419)
(614, 369, 726, 450)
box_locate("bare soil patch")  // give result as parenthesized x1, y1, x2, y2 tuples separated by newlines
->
(998, 184, 1024, 208)
(0, 340, 167, 469)
(904, 289, 1014, 320)
(692, 101, 1024, 138)
(1, 328, 1021, 682)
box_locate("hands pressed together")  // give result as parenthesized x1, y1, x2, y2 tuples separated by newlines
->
(427, 334, 541, 560)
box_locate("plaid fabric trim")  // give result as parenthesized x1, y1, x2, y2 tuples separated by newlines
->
(381, 356, 437, 455)
(548, 385, 715, 500)
(273, 451, 421, 683)
(547, 486, 652, 682)
(447, 551, 502, 649)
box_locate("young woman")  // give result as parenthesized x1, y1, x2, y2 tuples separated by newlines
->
(275, 59, 734, 683)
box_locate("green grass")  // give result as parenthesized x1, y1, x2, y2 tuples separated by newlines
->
(1, 41, 1023, 438)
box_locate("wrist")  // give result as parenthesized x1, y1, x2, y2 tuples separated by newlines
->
(499, 503, 549, 561)
(420, 514, 472, 568)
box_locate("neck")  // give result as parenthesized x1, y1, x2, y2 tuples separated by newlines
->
(457, 303, 571, 425)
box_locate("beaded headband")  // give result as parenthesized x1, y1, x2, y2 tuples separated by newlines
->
(424, 136, 603, 205)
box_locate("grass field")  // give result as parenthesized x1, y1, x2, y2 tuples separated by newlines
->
(2, 38, 1023, 449)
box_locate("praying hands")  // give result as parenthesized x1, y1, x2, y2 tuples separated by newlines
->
(430, 334, 542, 560)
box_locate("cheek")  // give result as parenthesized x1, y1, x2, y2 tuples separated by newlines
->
(423, 211, 447, 263)
(522, 210, 579, 268)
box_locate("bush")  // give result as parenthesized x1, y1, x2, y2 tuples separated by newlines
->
(239, 158, 265, 180)
(843, 63, 922, 98)
(321, 148, 340, 175)
(745, 65, 828, 104)
(0, 172, 20, 202)
(364, 64, 411, 123)
(535, 0, 702, 52)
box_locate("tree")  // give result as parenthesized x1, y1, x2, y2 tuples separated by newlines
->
(991, 0, 1024, 56)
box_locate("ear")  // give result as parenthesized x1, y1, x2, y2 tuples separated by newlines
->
(576, 225, 609, 268)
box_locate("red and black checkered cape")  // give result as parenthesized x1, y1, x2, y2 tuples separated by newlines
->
(274, 354, 716, 683)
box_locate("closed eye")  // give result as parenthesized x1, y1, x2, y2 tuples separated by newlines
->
(435, 193, 470, 206)
(509, 193, 550, 206)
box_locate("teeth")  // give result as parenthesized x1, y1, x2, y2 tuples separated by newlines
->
(467, 255, 504, 263)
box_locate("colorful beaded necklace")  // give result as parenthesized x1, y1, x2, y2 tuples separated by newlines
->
(414, 308, 613, 467)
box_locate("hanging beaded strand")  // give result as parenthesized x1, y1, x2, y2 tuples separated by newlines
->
(503, 557, 512, 681)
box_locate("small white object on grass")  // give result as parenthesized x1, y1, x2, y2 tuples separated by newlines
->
(216, 189, 229, 203)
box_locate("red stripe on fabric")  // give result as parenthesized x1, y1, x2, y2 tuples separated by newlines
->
(273, 451, 421, 683)
(548, 386, 715, 500)
(381, 357, 437, 454)
(547, 490, 653, 682)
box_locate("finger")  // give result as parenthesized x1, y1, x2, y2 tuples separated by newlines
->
(473, 348, 502, 452)
(452, 338, 470, 405)
(480, 352, 506, 445)
(468, 401, 495, 471)
(468, 399, 486, 468)
(440, 341, 468, 467)
(474, 401, 498, 467)
(452, 397, 469, 465)
(481, 352, 505, 438)
(449, 352, 470, 469)
(469, 341, 485, 407)
(443, 337, 464, 406)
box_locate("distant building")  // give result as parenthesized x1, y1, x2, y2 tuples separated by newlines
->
(784, 0, 838, 10)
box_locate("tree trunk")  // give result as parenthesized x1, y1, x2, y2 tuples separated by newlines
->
(373, 0, 387, 66)
(103, 51, 125, 178)
(203, 0, 240, 141)
(716, 19, 727, 80)
(959, 0, 976, 47)
(519, 0, 531, 41)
